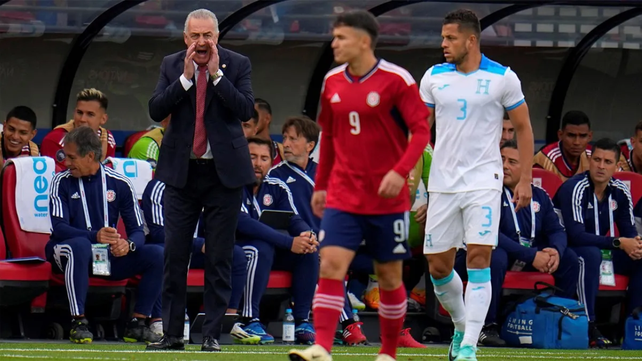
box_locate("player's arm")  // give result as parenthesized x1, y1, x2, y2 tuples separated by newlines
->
(40, 132, 65, 169)
(498, 231, 537, 264)
(314, 91, 335, 192)
(504, 70, 533, 210)
(391, 80, 431, 179)
(634, 198, 642, 236)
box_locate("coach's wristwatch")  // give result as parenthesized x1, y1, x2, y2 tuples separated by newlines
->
(210, 69, 223, 82)
(612, 238, 621, 249)
(127, 240, 137, 252)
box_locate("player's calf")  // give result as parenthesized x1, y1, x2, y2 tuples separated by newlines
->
(374, 260, 407, 360)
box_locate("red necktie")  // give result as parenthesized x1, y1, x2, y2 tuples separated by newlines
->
(193, 65, 208, 158)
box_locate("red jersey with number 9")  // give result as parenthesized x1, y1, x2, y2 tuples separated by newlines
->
(315, 59, 431, 215)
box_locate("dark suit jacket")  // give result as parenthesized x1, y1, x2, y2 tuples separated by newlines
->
(149, 46, 255, 189)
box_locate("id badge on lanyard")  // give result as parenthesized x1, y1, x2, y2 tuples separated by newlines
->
(505, 188, 535, 272)
(595, 194, 615, 286)
(79, 166, 111, 276)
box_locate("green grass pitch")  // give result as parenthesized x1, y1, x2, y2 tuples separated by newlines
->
(0, 342, 639, 360)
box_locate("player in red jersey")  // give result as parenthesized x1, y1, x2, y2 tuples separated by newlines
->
(288, 10, 430, 361)
(41, 88, 116, 170)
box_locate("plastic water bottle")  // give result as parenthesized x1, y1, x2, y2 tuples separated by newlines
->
(283, 308, 295, 344)
(352, 309, 360, 323)
(183, 310, 190, 344)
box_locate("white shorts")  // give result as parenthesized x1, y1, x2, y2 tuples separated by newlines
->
(423, 189, 501, 254)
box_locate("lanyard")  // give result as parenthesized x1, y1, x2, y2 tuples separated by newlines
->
(593, 194, 614, 237)
(78, 165, 109, 231)
(505, 188, 535, 240)
(252, 195, 262, 217)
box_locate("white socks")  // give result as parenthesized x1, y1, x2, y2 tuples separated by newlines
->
(430, 270, 466, 332)
(462, 268, 492, 347)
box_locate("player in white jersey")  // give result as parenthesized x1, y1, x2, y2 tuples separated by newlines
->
(420, 9, 534, 361)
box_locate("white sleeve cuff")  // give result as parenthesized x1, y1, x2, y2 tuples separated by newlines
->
(212, 69, 224, 86)
(180, 74, 193, 91)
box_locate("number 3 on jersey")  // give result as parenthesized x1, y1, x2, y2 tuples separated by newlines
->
(349, 111, 361, 135)
(457, 99, 467, 120)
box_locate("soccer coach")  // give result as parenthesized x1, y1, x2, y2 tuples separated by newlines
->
(146, 9, 255, 352)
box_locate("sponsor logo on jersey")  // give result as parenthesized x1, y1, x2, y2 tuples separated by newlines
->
(263, 194, 273, 206)
(610, 199, 618, 211)
(330, 93, 341, 103)
(71, 192, 80, 199)
(532, 201, 540, 213)
(366, 91, 380, 107)
(286, 176, 296, 183)
(56, 149, 66, 162)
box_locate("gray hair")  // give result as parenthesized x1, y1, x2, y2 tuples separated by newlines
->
(64, 126, 102, 161)
(184, 9, 219, 33)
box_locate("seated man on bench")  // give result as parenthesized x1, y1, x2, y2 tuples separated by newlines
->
(236, 137, 318, 345)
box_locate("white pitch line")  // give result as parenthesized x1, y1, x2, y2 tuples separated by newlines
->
(1, 355, 129, 361)
(0, 348, 638, 360)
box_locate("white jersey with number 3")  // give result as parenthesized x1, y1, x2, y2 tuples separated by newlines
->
(420, 54, 525, 193)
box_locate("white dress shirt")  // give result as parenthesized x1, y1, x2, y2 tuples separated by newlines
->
(179, 62, 223, 159)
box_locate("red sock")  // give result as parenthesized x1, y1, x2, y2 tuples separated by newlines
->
(378, 285, 407, 359)
(313, 278, 344, 353)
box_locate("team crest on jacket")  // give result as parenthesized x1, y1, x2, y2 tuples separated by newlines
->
(532, 201, 540, 213)
(263, 194, 273, 206)
(610, 199, 618, 211)
(106, 190, 116, 202)
(367, 91, 380, 107)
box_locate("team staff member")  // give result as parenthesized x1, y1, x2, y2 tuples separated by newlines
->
(1, 106, 39, 166)
(41, 88, 116, 170)
(555, 138, 642, 348)
(456, 140, 579, 347)
(268, 116, 370, 346)
(46, 127, 163, 345)
(237, 137, 318, 345)
(146, 8, 255, 353)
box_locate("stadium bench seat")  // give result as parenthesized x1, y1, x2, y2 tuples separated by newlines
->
(0, 160, 128, 295)
(598, 274, 629, 293)
(532, 168, 563, 198)
(186, 269, 292, 293)
(0, 224, 51, 308)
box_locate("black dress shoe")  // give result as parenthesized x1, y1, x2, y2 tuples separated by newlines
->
(146, 335, 185, 350)
(201, 336, 221, 352)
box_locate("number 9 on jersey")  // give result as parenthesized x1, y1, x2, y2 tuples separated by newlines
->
(349, 111, 361, 135)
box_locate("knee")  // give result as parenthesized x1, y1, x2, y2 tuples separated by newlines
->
(560, 249, 580, 273)
(242, 241, 273, 266)
(428, 252, 455, 280)
(139, 244, 164, 269)
(57, 237, 93, 260)
(466, 245, 493, 269)
(574, 246, 601, 273)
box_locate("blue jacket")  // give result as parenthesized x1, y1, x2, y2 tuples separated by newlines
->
(48, 165, 145, 248)
(267, 159, 320, 233)
(498, 185, 567, 263)
(142, 178, 203, 244)
(554, 171, 636, 249)
(237, 176, 310, 250)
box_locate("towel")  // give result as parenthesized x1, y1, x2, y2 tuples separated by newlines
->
(103, 157, 153, 200)
(9, 156, 55, 234)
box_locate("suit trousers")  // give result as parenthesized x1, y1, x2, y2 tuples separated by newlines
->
(162, 160, 242, 339)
